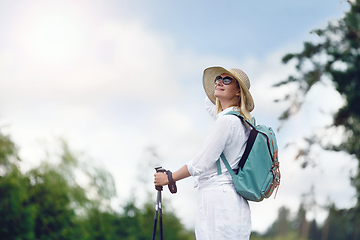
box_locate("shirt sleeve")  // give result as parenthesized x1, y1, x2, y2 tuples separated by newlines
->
(204, 97, 217, 120)
(186, 116, 234, 176)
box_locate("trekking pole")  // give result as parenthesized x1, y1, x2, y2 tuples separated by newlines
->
(152, 166, 166, 240)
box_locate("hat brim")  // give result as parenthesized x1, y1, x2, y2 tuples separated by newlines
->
(202, 66, 254, 112)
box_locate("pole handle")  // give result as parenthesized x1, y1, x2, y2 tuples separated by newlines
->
(155, 166, 166, 191)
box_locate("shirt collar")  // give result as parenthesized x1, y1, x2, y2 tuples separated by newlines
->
(217, 106, 239, 117)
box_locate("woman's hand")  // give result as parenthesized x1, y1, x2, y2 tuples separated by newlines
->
(154, 165, 190, 186)
(154, 172, 169, 186)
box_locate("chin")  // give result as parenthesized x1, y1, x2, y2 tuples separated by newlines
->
(214, 93, 224, 99)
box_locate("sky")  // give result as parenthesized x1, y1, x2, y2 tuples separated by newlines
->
(0, 0, 358, 233)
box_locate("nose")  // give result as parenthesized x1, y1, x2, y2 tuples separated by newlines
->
(215, 79, 224, 86)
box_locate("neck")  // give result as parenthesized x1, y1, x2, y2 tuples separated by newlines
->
(219, 98, 239, 111)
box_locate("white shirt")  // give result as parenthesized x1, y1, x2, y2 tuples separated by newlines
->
(186, 98, 251, 188)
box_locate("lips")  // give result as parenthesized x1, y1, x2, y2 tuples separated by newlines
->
(215, 87, 225, 91)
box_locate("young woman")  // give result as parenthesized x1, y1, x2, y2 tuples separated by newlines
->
(154, 66, 255, 240)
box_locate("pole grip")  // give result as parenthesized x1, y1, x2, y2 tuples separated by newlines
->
(155, 166, 166, 191)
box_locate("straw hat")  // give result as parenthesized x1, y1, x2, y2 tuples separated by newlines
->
(202, 66, 254, 112)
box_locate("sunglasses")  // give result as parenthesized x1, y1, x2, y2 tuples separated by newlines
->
(214, 76, 234, 85)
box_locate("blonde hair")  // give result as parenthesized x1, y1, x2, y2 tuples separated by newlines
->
(215, 85, 252, 122)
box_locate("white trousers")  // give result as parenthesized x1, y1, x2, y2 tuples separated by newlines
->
(195, 184, 251, 240)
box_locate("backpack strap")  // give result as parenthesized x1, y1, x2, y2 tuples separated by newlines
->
(216, 111, 258, 174)
(216, 153, 237, 178)
(238, 128, 258, 170)
(216, 159, 222, 175)
(225, 111, 256, 128)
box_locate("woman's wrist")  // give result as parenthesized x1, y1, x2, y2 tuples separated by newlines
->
(166, 171, 174, 184)
(166, 170, 177, 193)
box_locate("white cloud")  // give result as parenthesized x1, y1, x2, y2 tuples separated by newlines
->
(0, 0, 357, 234)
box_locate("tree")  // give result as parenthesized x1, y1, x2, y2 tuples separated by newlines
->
(294, 203, 309, 239)
(308, 220, 321, 240)
(0, 130, 195, 239)
(320, 204, 359, 240)
(0, 130, 36, 240)
(264, 206, 293, 237)
(274, 0, 360, 213)
(274, 0, 360, 238)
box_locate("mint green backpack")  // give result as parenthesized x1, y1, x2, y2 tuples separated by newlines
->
(216, 111, 280, 202)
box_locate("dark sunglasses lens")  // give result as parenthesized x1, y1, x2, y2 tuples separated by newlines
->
(214, 76, 222, 84)
(222, 77, 233, 85)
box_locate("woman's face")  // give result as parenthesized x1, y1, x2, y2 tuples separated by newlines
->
(214, 73, 240, 101)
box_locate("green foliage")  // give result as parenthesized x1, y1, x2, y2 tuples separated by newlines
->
(27, 168, 78, 239)
(275, 0, 360, 129)
(0, 131, 35, 240)
(0, 131, 19, 177)
(251, 232, 301, 240)
(252, 201, 359, 240)
(264, 207, 293, 237)
(110, 197, 194, 240)
(275, 0, 360, 203)
(274, 2, 360, 237)
(0, 167, 36, 240)
(322, 204, 360, 240)
(0, 131, 194, 240)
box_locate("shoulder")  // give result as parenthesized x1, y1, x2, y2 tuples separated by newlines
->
(215, 114, 242, 128)
(219, 113, 241, 122)
(218, 114, 250, 132)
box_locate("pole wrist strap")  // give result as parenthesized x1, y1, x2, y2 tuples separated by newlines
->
(166, 170, 177, 194)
